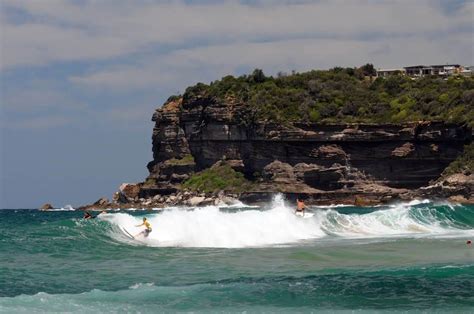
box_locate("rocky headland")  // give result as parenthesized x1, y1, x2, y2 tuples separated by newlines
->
(79, 103, 473, 210)
(77, 69, 474, 210)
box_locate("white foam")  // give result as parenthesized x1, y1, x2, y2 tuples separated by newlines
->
(45, 205, 76, 211)
(100, 195, 325, 248)
(406, 199, 431, 206)
(98, 195, 473, 248)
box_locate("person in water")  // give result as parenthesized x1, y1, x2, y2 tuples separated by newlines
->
(83, 211, 95, 219)
(295, 198, 306, 216)
(135, 217, 152, 237)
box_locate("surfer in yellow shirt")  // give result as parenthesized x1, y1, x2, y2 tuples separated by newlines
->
(135, 217, 152, 237)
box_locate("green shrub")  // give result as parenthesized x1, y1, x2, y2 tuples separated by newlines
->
(442, 143, 474, 176)
(177, 67, 473, 126)
(183, 164, 254, 193)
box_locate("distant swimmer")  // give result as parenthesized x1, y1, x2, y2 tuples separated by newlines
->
(83, 211, 96, 219)
(467, 240, 472, 246)
(135, 217, 152, 237)
(295, 198, 306, 216)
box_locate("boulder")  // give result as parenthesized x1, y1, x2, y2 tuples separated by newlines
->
(444, 173, 473, 186)
(448, 195, 469, 203)
(225, 159, 245, 173)
(419, 171, 474, 200)
(167, 195, 177, 203)
(294, 163, 321, 180)
(93, 197, 109, 207)
(262, 160, 295, 183)
(112, 192, 121, 203)
(40, 203, 54, 210)
(119, 183, 141, 199)
(187, 196, 206, 206)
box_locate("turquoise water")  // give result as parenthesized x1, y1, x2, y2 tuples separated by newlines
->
(1, 197, 473, 313)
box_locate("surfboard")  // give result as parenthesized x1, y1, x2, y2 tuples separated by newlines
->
(120, 227, 135, 239)
(295, 212, 314, 218)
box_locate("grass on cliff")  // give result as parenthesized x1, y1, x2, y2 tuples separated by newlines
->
(183, 164, 254, 193)
(442, 143, 474, 176)
(165, 154, 195, 165)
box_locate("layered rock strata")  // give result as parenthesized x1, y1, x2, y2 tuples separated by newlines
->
(131, 96, 471, 205)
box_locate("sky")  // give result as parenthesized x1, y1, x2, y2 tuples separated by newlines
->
(1, 0, 473, 208)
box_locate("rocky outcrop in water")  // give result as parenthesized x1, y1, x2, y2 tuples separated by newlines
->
(39, 203, 54, 210)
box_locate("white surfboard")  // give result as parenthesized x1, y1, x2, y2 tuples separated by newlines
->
(295, 212, 314, 218)
(120, 227, 135, 239)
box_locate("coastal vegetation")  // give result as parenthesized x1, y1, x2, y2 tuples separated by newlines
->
(183, 164, 254, 193)
(165, 154, 195, 166)
(179, 65, 474, 126)
(443, 143, 474, 176)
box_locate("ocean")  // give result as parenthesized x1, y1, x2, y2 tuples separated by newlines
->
(1, 195, 473, 313)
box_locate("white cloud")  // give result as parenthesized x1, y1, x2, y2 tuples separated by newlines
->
(2, 0, 473, 129)
(1, 0, 472, 69)
(69, 32, 474, 92)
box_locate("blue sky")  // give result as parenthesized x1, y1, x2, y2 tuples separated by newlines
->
(1, 0, 473, 208)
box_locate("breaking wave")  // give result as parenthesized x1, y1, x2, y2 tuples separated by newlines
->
(97, 195, 474, 248)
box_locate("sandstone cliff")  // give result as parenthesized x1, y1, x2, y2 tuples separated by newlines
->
(77, 69, 473, 209)
(125, 93, 471, 206)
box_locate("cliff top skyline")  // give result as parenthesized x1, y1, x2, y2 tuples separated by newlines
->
(1, 0, 473, 208)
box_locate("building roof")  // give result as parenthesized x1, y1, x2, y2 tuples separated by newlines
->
(404, 64, 460, 69)
(430, 64, 460, 67)
(404, 65, 425, 69)
(376, 68, 404, 72)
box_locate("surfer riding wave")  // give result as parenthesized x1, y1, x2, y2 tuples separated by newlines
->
(135, 217, 152, 238)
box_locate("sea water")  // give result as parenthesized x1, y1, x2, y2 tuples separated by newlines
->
(1, 195, 473, 313)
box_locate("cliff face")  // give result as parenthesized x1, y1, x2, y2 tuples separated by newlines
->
(140, 94, 471, 204)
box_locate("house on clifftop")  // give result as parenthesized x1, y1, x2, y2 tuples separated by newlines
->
(404, 64, 462, 77)
(377, 64, 470, 78)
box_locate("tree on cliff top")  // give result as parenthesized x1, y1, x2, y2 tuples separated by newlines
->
(175, 67, 474, 127)
(249, 69, 267, 83)
(359, 63, 376, 77)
